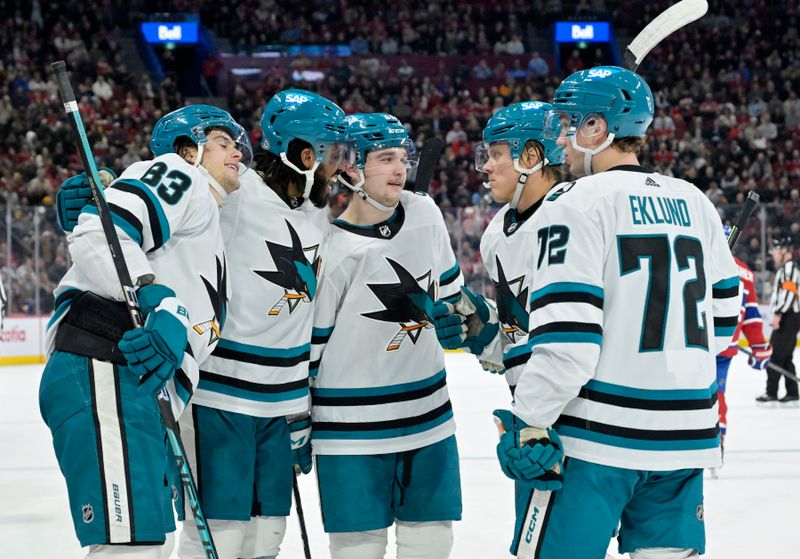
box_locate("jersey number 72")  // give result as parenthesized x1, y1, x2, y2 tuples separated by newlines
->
(618, 234, 708, 352)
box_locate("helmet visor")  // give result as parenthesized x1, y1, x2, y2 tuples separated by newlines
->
(555, 111, 607, 139)
(474, 141, 514, 173)
(196, 123, 254, 175)
(313, 140, 357, 170)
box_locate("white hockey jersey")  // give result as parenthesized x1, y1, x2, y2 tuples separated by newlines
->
(513, 165, 741, 471)
(193, 168, 329, 417)
(47, 153, 229, 417)
(479, 201, 543, 390)
(310, 191, 463, 455)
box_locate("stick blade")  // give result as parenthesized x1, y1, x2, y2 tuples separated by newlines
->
(626, 0, 709, 69)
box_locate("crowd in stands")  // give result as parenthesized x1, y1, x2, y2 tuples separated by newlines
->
(1, 0, 798, 312)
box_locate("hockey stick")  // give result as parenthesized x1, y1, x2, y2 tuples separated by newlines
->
(412, 137, 445, 193)
(738, 346, 800, 383)
(292, 474, 312, 559)
(623, 0, 709, 71)
(727, 191, 760, 251)
(51, 61, 219, 559)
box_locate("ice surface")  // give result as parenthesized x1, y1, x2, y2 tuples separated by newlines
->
(2, 351, 797, 557)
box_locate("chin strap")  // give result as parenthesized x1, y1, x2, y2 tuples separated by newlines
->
(338, 170, 398, 212)
(569, 133, 615, 176)
(496, 159, 545, 210)
(280, 152, 318, 198)
(193, 144, 228, 204)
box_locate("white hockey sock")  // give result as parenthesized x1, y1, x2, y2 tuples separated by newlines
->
(239, 516, 286, 559)
(86, 544, 164, 558)
(630, 548, 699, 559)
(395, 521, 453, 559)
(177, 518, 246, 558)
(329, 528, 388, 559)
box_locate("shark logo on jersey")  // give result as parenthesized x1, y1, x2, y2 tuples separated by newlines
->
(195, 256, 228, 346)
(363, 257, 437, 351)
(493, 257, 529, 343)
(254, 220, 321, 317)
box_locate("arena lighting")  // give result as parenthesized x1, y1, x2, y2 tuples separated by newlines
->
(140, 21, 199, 44)
(554, 21, 611, 43)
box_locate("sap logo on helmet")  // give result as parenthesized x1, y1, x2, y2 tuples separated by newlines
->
(286, 93, 310, 104)
(571, 24, 594, 40)
(158, 25, 182, 41)
(587, 68, 614, 79)
(522, 101, 546, 109)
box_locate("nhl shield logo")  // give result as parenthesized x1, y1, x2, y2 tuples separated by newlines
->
(379, 225, 392, 238)
(82, 504, 94, 523)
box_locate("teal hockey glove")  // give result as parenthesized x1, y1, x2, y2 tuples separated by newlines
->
(456, 287, 500, 355)
(118, 284, 189, 395)
(432, 287, 499, 355)
(288, 414, 313, 475)
(55, 168, 116, 232)
(431, 301, 468, 350)
(493, 409, 563, 490)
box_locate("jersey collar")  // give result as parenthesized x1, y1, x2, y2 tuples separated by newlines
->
(333, 203, 406, 239)
(606, 164, 653, 174)
(503, 197, 543, 236)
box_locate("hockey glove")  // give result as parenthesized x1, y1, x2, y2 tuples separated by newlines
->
(56, 168, 116, 232)
(748, 343, 772, 371)
(432, 287, 499, 356)
(118, 284, 189, 395)
(288, 414, 313, 475)
(493, 409, 563, 491)
(431, 300, 468, 350)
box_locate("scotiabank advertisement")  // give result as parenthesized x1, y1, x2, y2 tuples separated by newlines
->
(0, 315, 48, 364)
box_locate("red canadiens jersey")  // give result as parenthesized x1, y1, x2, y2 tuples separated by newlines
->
(719, 257, 767, 358)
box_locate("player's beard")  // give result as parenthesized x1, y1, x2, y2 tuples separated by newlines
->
(308, 167, 336, 208)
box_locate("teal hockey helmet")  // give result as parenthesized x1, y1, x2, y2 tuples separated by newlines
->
(338, 113, 415, 213)
(553, 66, 654, 139)
(260, 89, 348, 163)
(345, 113, 417, 169)
(150, 104, 253, 174)
(476, 101, 564, 172)
(260, 89, 350, 198)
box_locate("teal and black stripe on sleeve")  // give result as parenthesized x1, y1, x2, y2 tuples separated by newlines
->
(439, 262, 461, 287)
(712, 276, 739, 299)
(530, 282, 604, 312)
(81, 204, 144, 247)
(110, 179, 171, 251)
(529, 282, 604, 346)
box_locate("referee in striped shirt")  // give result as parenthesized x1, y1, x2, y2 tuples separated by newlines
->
(759, 235, 800, 403)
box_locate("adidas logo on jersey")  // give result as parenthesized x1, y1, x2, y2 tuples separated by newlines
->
(645, 177, 661, 188)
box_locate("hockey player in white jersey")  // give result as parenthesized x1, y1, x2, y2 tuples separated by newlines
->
(493, 67, 742, 559)
(433, 101, 565, 393)
(176, 90, 350, 559)
(310, 113, 464, 559)
(40, 105, 251, 558)
(432, 101, 566, 557)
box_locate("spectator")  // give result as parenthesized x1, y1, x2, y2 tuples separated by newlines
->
(527, 51, 549, 78)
